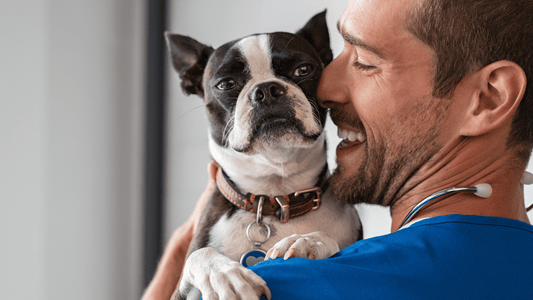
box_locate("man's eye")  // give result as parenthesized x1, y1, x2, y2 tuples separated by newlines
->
(293, 64, 314, 77)
(353, 61, 376, 71)
(216, 79, 237, 90)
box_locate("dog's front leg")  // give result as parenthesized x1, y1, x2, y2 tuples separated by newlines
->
(265, 231, 340, 261)
(173, 247, 271, 300)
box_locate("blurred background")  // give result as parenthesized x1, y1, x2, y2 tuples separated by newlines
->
(1, 0, 532, 299)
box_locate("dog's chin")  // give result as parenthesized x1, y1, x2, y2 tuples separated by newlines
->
(233, 126, 323, 155)
(257, 118, 301, 139)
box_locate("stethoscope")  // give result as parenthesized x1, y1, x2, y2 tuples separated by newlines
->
(399, 171, 533, 229)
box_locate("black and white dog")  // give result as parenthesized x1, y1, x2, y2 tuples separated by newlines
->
(166, 11, 362, 300)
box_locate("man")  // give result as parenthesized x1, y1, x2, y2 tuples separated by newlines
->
(143, 0, 533, 299)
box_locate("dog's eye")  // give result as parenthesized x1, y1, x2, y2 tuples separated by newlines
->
(293, 64, 314, 77)
(216, 79, 237, 91)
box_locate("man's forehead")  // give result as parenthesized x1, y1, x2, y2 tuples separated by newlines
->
(339, 0, 419, 56)
(344, 0, 419, 15)
(336, 19, 384, 58)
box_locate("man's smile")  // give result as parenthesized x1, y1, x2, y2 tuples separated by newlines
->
(337, 126, 366, 145)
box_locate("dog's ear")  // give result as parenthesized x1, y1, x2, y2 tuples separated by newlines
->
(165, 32, 215, 97)
(296, 10, 333, 66)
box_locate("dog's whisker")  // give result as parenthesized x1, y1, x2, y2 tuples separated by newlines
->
(295, 78, 314, 85)
(235, 106, 255, 147)
(223, 116, 235, 146)
(178, 104, 207, 119)
(282, 37, 297, 53)
(309, 100, 323, 126)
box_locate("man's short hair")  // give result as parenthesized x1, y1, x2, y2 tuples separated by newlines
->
(406, 0, 533, 160)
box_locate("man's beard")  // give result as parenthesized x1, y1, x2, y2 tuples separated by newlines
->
(328, 99, 447, 207)
(330, 140, 436, 207)
(330, 144, 383, 206)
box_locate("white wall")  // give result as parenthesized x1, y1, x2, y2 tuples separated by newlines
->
(165, 0, 533, 242)
(0, 0, 144, 299)
(1, 1, 48, 298)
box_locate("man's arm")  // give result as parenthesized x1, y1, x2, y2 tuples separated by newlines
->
(141, 162, 219, 300)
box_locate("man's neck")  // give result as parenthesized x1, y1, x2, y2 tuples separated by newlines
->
(390, 134, 530, 231)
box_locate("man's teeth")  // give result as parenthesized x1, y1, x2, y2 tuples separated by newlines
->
(337, 127, 367, 142)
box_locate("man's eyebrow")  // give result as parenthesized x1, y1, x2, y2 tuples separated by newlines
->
(336, 20, 384, 58)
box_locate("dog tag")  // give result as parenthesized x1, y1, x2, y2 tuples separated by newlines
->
(240, 246, 267, 268)
(241, 221, 271, 267)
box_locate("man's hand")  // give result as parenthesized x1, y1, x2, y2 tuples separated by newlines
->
(141, 162, 219, 300)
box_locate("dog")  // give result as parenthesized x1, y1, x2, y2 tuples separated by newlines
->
(165, 11, 362, 300)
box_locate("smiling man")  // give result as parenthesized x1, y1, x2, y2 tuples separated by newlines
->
(320, 0, 533, 230)
(143, 0, 533, 299)
(321, 0, 533, 230)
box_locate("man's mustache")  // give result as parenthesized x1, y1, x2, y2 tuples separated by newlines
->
(329, 108, 365, 133)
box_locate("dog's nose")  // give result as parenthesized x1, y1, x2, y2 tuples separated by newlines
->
(250, 82, 286, 105)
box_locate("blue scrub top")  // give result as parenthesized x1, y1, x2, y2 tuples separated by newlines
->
(250, 214, 533, 299)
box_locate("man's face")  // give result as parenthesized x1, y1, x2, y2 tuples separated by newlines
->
(318, 0, 451, 206)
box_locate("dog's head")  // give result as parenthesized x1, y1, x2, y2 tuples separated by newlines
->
(166, 11, 332, 155)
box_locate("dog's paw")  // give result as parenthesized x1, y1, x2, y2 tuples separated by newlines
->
(265, 231, 340, 261)
(179, 247, 271, 300)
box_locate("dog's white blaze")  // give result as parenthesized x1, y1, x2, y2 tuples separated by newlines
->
(229, 35, 275, 150)
(238, 35, 275, 81)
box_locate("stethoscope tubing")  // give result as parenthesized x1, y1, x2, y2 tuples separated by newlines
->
(399, 172, 533, 229)
(399, 187, 479, 229)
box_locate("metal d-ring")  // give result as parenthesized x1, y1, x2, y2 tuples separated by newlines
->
(246, 221, 271, 246)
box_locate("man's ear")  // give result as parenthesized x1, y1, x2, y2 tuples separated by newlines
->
(165, 32, 215, 97)
(296, 10, 333, 66)
(459, 60, 527, 137)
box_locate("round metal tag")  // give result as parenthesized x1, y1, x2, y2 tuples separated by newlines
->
(240, 249, 267, 267)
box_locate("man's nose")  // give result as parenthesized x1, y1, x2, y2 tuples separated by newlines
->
(317, 53, 350, 109)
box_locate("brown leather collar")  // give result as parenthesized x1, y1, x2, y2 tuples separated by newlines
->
(216, 165, 329, 223)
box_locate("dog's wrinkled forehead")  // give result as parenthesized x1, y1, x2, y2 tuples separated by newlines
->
(207, 32, 321, 83)
(205, 41, 247, 82)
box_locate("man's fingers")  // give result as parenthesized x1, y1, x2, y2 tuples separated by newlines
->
(190, 162, 219, 231)
(207, 161, 219, 182)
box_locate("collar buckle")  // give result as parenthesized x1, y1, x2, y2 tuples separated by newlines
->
(294, 187, 322, 210)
